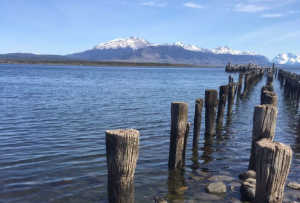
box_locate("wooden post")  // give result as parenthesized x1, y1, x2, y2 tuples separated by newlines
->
(236, 73, 243, 101)
(229, 75, 233, 84)
(106, 129, 140, 203)
(297, 81, 300, 108)
(169, 102, 189, 169)
(227, 82, 235, 116)
(182, 122, 190, 166)
(255, 139, 292, 203)
(261, 91, 277, 106)
(205, 89, 218, 136)
(248, 105, 278, 171)
(216, 85, 229, 125)
(193, 99, 203, 149)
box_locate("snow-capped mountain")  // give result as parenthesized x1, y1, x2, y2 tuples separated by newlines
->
(67, 36, 269, 65)
(211, 46, 257, 55)
(173, 42, 211, 53)
(271, 53, 300, 66)
(92, 36, 153, 50)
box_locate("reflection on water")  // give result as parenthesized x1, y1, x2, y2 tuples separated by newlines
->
(0, 65, 299, 202)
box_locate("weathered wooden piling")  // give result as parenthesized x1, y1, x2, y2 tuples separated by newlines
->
(216, 85, 229, 125)
(261, 90, 277, 106)
(106, 129, 140, 203)
(205, 89, 218, 136)
(277, 69, 300, 107)
(266, 72, 274, 92)
(255, 139, 292, 203)
(227, 83, 235, 116)
(236, 73, 243, 101)
(169, 102, 189, 169)
(248, 105, 278, 171)
(229, 75, 233, 84)
(193, 99, 203, 149)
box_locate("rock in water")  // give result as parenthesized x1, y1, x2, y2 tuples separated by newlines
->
(239, 170, 256, 180)
(240, 181, 255, 201)
(205, 182, 226, 193)
(287, 182, 300, 190)
(244, 178, 256, 185)
(154, 196, 168, 203)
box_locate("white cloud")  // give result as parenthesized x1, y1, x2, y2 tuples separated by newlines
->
(183, 3, 204, 9)
(288, 10, 300, 15)
(260, 13, 283, 18)
(142, 1, 168, 7)
(235, 3, 269, 12)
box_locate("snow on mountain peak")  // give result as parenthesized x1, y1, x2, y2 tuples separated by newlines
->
(92, 36, 153, 50)
(211, 46, 257, 55)
(272, 52, 300, 65)
(173, 42, 211, 52)
(90, 37, 258, 56)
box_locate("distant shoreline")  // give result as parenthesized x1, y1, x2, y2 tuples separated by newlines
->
(0, 59, 223, 68)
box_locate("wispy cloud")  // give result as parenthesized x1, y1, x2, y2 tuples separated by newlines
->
(253, 31, 300, 47)
(141, 1, 168, 7)
(235, 3, 269, 12)
(288, 10, 300, 15)
(245, 0, 273, 3)
(183, 3, 204, 9)
(260, 13, 283, 18)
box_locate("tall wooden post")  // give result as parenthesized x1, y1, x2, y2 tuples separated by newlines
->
(261, 91, 277, 106)
(205, 89, 218, 136)
(255, 139, 292, 203)
(193, 99, 203, 149)
(248, 105, 278, 171)
(227, 82, 235, 116)
(236, 73, 243, 101)
(216, 85, 229, 125)
(106, 129, 140, 203)
(169, 102, 189, 169)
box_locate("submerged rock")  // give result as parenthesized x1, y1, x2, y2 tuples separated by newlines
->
(207, 175, 235, 182)
(239, 170, 256, 180)
(240, 181, 255, 201)
(154, 196, 168, 203)
(287, 182, 300, 190)
(205, 182, 226, 193)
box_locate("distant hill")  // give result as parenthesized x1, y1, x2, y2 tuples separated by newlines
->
(0, 53, 70, 61)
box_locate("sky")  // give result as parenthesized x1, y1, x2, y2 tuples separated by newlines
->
(0, 0, 299, 60)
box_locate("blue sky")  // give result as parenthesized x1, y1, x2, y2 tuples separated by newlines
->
(0, 0, 299, 60)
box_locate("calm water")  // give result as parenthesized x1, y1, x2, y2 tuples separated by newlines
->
(0, 64, 299, 203)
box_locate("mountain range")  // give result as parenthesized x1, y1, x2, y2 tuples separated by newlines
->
(1, 36, 299, 66)
(66, 36, 269, 66)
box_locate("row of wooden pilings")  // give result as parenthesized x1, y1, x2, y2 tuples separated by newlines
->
(103, 66, 292, 203)
(225, 60, 279, 76)
(103, 66, 266, 203)
(241, 69, 292, 202)
(278, 68, 300, 107)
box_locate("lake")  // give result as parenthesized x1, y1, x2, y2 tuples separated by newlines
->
(0, 64, 299, 202)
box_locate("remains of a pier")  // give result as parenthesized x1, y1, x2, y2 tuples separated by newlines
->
(169, 102, 189, 169)
(193, 99, 203, 148)
(225, 62, 264, 98)
(205, 89, 218, 136)
(278, 69, 300, 107)
(106, 129, 140, 203)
